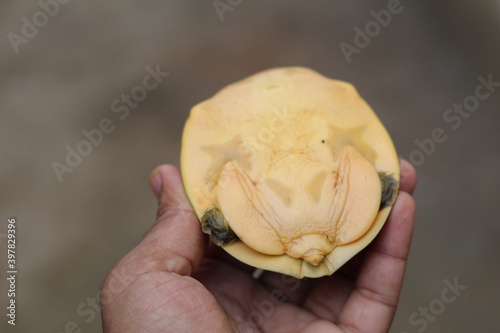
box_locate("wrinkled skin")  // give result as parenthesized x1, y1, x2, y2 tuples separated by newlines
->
(101, 160, 416, 333)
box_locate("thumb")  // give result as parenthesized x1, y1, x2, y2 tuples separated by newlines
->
(100, 166, 209, 331)
(148, 164, 195, 224)
(143, 165, 207, 275)
(111, 165, 207, 281)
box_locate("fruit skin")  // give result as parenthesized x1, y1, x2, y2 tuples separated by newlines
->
(181, 67, 399, 278)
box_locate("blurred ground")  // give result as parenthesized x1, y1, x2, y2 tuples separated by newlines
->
(1, 1, 499, 332)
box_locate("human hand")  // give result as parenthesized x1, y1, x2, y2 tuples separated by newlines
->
(101, 160, 416, 333)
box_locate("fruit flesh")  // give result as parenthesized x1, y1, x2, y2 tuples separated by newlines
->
(181, 67, 399, 278)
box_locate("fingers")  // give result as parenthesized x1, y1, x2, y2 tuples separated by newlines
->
(399, 159, 417, 194)
(103, 165, 207, 293)
(368, 191, 416, 263)
(336, 191, 416, 332)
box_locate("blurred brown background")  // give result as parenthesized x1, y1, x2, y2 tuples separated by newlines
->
(1, 1, 499, 332)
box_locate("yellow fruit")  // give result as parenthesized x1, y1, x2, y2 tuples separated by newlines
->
(181, 67, 399, 278)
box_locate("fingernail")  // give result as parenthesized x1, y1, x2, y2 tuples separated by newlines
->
(149, 168, 162, 198)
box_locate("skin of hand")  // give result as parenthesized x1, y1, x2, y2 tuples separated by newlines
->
(100, 160, 417, 333)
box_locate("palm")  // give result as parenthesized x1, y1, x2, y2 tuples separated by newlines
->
(194, 252, 358, 332)
(102, 162, 416, 333)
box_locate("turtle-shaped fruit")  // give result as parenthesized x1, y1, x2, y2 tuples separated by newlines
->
(181, 67, 399, 278)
